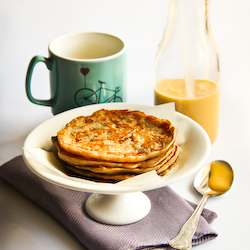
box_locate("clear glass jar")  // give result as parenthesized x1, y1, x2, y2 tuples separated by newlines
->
(154, 0, 220, 143)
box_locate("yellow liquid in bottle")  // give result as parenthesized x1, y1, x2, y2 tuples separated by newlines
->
(154, 79, 220, 143)
(208, 162, 233, 192)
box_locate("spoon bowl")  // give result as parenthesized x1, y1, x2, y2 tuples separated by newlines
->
(194, 160, 234, 196)
(169, 160, 234, 250)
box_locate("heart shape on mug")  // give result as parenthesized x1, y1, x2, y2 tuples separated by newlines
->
(80, 68, 90, 76)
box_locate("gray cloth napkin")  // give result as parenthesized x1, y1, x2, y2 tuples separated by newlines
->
(0, 156, 218, 250)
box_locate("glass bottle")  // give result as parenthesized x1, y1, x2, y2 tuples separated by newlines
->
(154, 0, 220, 144)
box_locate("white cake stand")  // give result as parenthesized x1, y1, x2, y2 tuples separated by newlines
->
(23, 103, 211, 225)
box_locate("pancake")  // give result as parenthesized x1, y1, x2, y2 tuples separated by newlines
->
(70, 145, 179, 175)
(66, 165, 137, 182)
(57, 109, 176, 163)
(52, 109, 180, 182)
(65, 152, 179, 182)
(52, 136, 176, 169)
(157, 157, 179, 176)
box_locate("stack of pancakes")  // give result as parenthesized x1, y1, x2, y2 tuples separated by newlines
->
(52, 109, 179, 183)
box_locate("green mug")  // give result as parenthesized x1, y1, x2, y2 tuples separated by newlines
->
(26, 32, 127, 115)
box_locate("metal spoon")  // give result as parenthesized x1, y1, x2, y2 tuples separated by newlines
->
(169, 160, 234, 250)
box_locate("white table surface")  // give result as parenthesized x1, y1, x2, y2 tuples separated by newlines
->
(1, 0, 249, 249)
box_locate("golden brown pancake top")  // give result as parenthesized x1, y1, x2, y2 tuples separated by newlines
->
(57, 109, 176, 162)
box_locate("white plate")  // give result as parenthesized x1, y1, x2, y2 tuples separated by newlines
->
(23, 103, 211, 195)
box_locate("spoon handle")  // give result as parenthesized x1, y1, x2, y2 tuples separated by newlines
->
(169, 194, 210, 250)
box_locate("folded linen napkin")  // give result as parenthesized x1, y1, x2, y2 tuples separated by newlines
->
(0, 156, 218, 250)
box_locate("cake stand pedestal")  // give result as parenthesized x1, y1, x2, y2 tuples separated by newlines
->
(85, 192, 151, 225)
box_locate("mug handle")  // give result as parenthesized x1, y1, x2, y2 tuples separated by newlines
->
(25, 56, 53, 106)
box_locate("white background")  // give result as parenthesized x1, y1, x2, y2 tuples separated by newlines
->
(0, 0, 250, 249)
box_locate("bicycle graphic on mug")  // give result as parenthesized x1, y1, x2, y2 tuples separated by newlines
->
(74, 67, 123, 106)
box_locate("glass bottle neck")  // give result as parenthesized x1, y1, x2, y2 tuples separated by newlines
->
(155, 0, 220, 83)
(157, 0, 212, 59)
